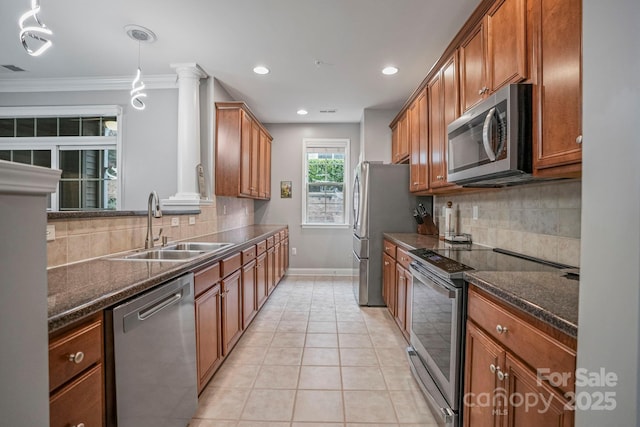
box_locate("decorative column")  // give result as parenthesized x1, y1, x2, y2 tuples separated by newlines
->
(164, 62, 208, 208)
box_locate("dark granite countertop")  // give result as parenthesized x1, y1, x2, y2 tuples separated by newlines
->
(383, 232, 579, 338)
(48, 209, 200, 220)
(48, 224, 287, 333)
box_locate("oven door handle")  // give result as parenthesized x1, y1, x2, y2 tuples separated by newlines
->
(410, 264, 456, 299)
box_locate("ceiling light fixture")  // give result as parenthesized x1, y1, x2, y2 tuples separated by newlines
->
(297, 109, 308, 116)
(253, 66, 270, 75)
(125, 25, 156, 111)
(18, 0, 53, 57)
(382, 66, 399, 75)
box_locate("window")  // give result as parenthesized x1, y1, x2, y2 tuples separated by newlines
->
(0, 106, 122, 211)
(302, 138, 349, 226)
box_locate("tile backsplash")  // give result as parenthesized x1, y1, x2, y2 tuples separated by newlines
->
(46, 196, 254, 268)
(435, 180, 581, 266)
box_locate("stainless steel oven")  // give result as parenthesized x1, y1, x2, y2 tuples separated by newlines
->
(408, 257, 468, 427)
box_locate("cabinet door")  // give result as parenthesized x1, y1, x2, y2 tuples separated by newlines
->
(240, 111, 253, 197)
(250, 122, 260, 197)
(283, 238, 289, 273)
(274, 242, 281, 285)
(440, 54, 459, 189)
(487, 0, 527, 92)
(195, 284, 222, 393)
(460, 22, 487, 112)
(258, 131, 267, 199)
(410, 90, 429, 192)
(428, 72, 444, 188)
(393, 112, 410, 164)
(265, 138, 272, 199)
(532, 0, 582, 175)
(242, 260, 257, 329)
(267, 246, 276, 295)
(391, 123, 399, 163)
(382, 253, 395, 311)
(463, 321, 505, 427)
(221, 269, 242, 355)
(395, 264, 408, 332)
(504, 355, 574, 427)
(256, 253, 268, 308)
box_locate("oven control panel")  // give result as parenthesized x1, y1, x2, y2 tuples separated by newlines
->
(409, 248, 474, 274)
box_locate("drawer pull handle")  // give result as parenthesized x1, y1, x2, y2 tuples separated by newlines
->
(496, 324, 508, 334)
(497, 370, 509, 381)
(72, 424, 85, 427)
(68, 351, 84, 364)
(490, 364, 497, 374)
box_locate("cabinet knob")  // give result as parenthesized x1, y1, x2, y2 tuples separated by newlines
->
(68, 351, 84, 364)
(384, 261, 389, 266)
(72, 424, 85, 427)
(490, 364, 497, 373)
(413, 182, 419, 185)
(576, 135, 583, 144)
(496, 324, 508, 334)
(497, 370, 509, 381)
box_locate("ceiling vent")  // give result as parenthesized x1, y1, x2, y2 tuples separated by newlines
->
(2, 65, 26, 72)
(319, 109, 337, 114)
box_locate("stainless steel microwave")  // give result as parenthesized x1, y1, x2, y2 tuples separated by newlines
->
(447, 83, 533, 187)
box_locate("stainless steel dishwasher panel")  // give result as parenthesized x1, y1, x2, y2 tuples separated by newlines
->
(106, 273, 197, 427)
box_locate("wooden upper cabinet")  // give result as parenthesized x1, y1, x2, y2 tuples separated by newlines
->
(409, 89, 428, 192)
(532, 0, 582, 176)
(392, 112, 410, 164)
(258, 130, 270, 199)
(215, 102, 273, 200)
(460, 0, 527, 113)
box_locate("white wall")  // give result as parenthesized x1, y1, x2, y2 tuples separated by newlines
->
(0, 89, 179, 210)
(577, 1, 640, 425)
(255, 123, 360, 272)
(359, 108, 396, 163)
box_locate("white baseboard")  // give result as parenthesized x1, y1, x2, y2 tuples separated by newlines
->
(286, 268, 357, 277)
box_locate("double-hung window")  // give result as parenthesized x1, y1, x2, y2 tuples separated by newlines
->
(302, 138, 349, 227)
(0, 106, 122, 211)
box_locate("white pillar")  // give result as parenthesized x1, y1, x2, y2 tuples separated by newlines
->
(164, 62, 208, 208)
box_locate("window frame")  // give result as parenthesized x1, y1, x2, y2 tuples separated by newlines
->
(0, 105, 123, 211)
(301, 138, 350, 228)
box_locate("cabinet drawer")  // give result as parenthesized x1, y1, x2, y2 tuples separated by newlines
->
(194, 262, 221, 297)
(274, 233, 281, 244)
(49, 316, 103, 392)
(256, 239, 267, 255)
(242, 245, 257, 264)
(221, 253, 242, 278)
(266, 236, 274, 248)
(279, 230, 286, 240)
(467, 288, 576, 394)
(50, 363, 103, 427)
(383, 240, 397, 258)
(396, 247, 412, 270)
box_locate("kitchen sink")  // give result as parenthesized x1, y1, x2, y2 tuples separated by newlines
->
(162, 242, 233, 252)
(120, 249, 206, 262)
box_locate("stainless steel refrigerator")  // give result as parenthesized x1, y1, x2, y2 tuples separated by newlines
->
(352, 161, 428, 306)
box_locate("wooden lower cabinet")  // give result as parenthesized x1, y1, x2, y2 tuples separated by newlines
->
(267, 246, 276, 295)
(463, 286, 575, 426)
(195, 283, 222, 393)
(382, 252, 396, 315)
(242, 260, 258, 328)
(395, 264, 408, 334)
(221, 269, 243, 355)
(274, 242, 282, 284)
(382, 240, 412, 341)
(49, 312, 104, 427)
(256, 252, 268, 308)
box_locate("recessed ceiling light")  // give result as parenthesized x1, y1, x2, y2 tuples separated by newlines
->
(253, 66, 270, 75)
(382, 66, 399, 75)
(297, 109, 308, 116)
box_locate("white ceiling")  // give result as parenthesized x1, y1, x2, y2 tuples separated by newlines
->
(0, 0, 481, 123)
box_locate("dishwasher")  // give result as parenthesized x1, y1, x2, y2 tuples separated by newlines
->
(105, 273, 197, 427)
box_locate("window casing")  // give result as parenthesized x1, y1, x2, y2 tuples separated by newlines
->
(0, 106, 122, 211)
(302, 138, 350, 227)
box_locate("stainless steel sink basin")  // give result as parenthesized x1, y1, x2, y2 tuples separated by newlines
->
(162, 242, 233, 252)
(118, 249, 205, 262)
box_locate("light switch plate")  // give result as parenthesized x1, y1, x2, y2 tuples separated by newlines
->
(46, 224, 55, 241)
(171, 217, 180, 227)
(472, 206, 479, 220)
(189, 216, 196, 225)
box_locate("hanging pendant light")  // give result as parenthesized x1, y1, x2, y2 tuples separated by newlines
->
(125, 25, 156, 111)
(18, 0, 53, 56)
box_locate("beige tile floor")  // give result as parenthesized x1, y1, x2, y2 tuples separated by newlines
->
(191, 275, 439, 427)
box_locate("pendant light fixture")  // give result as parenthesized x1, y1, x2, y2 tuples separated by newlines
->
(125, 25, 156, 111)
(18, 0, 53, 56)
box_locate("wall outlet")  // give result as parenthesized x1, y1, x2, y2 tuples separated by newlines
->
(46, 224, 55, 241)
(245, 207, 248, 215)
(291, 247, 297, 256)
(223, 205, 227, 215)
(171, 217, 180, 227)
(472, 205, 479, 220)
(189, 216, 196, 225)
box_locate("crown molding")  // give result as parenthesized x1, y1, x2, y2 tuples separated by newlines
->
(0, 160, 61, 195)
(0, 74, 178, 93)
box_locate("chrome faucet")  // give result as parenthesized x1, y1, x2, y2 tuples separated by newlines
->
(145, 191, 163, 249)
